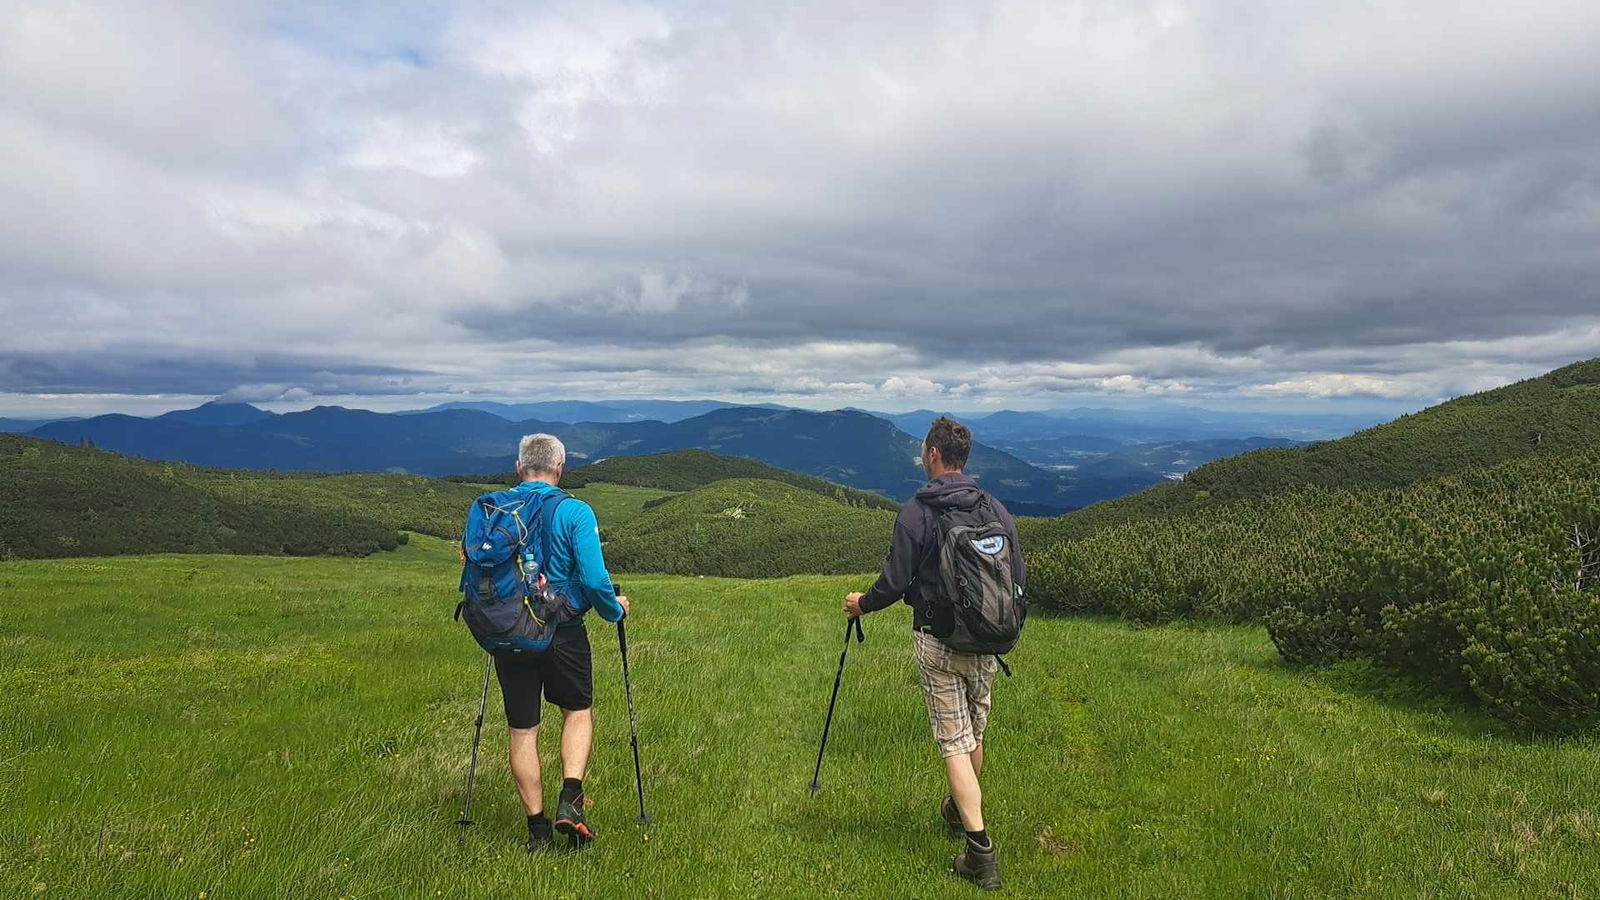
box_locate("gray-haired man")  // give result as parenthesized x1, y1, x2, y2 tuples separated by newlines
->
(489, 434, 629, 851)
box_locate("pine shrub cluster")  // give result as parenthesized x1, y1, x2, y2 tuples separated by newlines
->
(0, 436, 477, 559)
(1023, 450, 1600, 732)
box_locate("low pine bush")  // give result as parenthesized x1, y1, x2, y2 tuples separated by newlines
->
(1025, 449, 1600, 732)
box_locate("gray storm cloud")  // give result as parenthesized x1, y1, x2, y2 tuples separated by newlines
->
(1, 0, 1598, 412)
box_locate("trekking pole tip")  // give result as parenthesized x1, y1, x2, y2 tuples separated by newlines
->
(636, 814, 653, 826)
(808, 780, 822, 795)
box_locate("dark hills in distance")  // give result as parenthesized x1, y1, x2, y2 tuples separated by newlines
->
(13, 396, 1380, 512)
(26, 402, 1094, 512)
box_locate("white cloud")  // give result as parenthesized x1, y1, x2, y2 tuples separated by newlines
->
(219, 384, 316, 404)
(1251, 374, 1412, 399)
(879, 376, 947, 396)
(1097, 374, 1196, 395)
(1, 0, 1599, 415)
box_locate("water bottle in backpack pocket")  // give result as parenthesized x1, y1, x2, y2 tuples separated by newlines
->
(455, 488, 577, 654)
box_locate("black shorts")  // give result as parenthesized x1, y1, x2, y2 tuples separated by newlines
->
(494, 624, 594, 729)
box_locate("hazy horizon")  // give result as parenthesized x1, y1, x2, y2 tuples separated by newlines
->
(0, 389, 1424, 423)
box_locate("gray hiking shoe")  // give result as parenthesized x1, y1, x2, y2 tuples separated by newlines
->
(954, 840, 1002, 891)
(941, 795, 964, 837)
(554, 793, 595, 848)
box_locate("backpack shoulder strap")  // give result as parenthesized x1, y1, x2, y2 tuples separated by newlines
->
(908, 498, 945, 587)
(533, 490, 571, 564)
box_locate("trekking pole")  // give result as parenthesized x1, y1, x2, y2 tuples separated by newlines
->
(614, 582, 651, 826)
(456, 654, 493, 834)
(809, 616, 865, 794)
(618, 616, 651, 825)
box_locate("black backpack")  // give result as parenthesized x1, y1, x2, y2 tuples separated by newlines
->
(924, 494, 1026, 657)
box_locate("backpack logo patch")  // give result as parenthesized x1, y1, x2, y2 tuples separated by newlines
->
(970, 535, 1006, 556)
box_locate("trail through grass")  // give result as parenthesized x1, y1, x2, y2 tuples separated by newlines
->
(4, 538, 1600, 898)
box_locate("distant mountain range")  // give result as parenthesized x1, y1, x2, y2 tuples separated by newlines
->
(877, 406, 1383, 443)
(0, 417, 76, 434)
(1003, 436, 1307, 478)
(27, 402, 1101, 512)
(17, 397, 1377, 513)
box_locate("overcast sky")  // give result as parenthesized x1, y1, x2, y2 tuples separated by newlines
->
(2, 0, 1599, 417)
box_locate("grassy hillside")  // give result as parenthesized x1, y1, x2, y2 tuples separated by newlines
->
(565, 449, 901, 510)
(5, 549, 1600, 897)
(604, 479, 896, 577)
(567, 482, 679, 534)
(0, 435, 479, 559)
(1038, 357, 1600, 541)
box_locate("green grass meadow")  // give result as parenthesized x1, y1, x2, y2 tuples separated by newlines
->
(567, 483, 679, 532)
(5, 537, 1600, 898)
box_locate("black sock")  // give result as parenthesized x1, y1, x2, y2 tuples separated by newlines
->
(560, 778, 583, 803)
(527, 812, 550, 834)
(965, 829, 991, 851)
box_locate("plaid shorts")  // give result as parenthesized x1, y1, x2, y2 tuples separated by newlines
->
(912, 630, 998, 758)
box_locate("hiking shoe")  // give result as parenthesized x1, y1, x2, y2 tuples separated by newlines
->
(941, 795, 964, 837)
(526, 820, 554, 854)
(954, 840, 1002, 891)
(554, 793, 595, 846)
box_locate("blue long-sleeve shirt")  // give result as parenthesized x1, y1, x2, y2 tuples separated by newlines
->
(510, 480, 624, 623)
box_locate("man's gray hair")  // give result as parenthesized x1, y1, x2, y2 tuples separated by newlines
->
(517, 433, 566, 473)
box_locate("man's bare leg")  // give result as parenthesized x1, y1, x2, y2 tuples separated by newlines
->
(553, 707, 597, 842)
(508, 726, 543, 814)
(560, 707, 593, 780)
(972, 741, 985, 779)
(945, 751, 985, 832)
(949, 745, 1000, 890)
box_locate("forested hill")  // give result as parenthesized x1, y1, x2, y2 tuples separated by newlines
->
(1046, 357, 1600, 537)
(0, 435, 480, 559)
(453, 449, 900, 511)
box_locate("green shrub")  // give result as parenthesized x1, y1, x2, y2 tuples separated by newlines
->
(1262, 457, 1600, 733)
(1023, 445, 1600, 733)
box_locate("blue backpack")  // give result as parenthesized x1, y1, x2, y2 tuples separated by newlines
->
(454, 487, 577, 654)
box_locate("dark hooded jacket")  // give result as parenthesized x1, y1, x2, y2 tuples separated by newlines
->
(858, 473, 1026, 634)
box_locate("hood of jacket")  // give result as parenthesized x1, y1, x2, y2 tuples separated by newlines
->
(913, 472, 985, 511)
